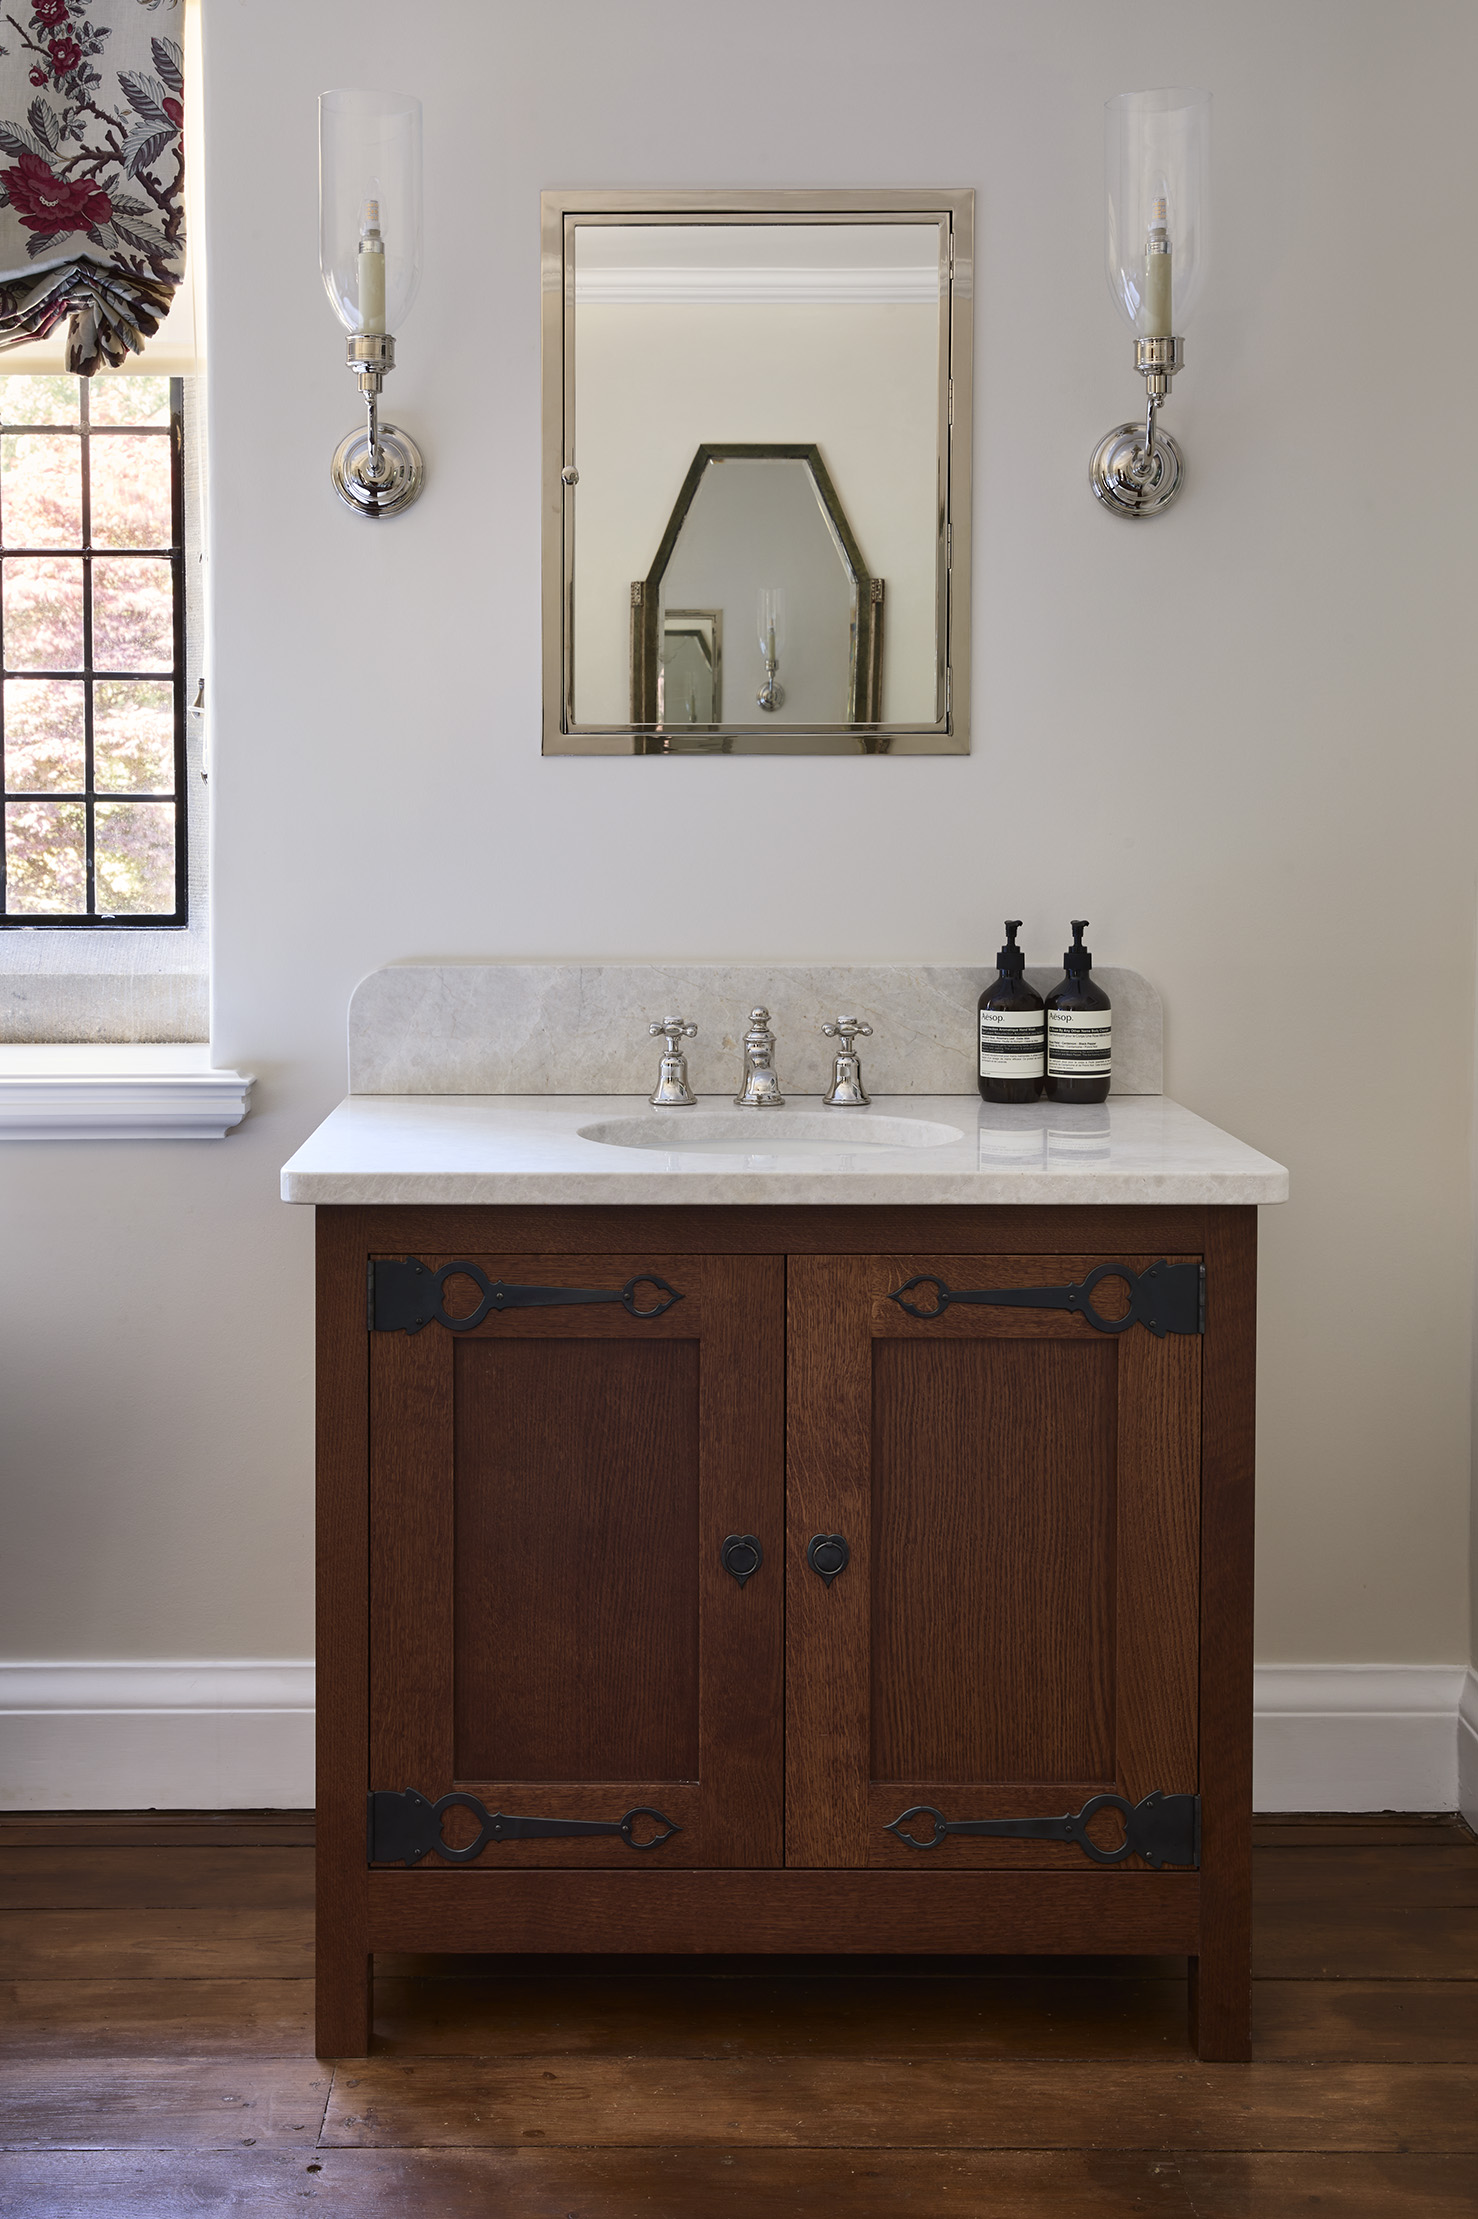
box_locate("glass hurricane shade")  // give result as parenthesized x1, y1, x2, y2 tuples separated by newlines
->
(319, 89, 423, 335)
(1105, 88, 1210, 337)
(756, 587, 787, 660)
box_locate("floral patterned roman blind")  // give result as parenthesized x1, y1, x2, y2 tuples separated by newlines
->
(0, 0, 184, 375)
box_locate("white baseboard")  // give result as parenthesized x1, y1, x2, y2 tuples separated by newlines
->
(1460, 1670, 1478, 1830)
(0, 1662, 314, 1810)
(3, 1659, 1474, 1816)
(1254, 1665, 1469, 1812)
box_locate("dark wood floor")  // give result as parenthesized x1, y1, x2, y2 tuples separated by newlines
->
(1, 1810, 1475, 2215)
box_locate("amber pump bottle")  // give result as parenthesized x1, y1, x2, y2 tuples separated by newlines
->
(977, 920, 1045, 1103)
(1045, 920, 1112, 1104)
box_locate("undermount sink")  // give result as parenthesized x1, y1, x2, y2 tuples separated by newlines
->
(577, 1109, 965, 1155)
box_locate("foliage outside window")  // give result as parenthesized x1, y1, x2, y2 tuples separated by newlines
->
(0, 370, 185, 925)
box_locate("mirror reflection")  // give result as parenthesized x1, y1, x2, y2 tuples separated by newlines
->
(633, 446, 882, 740)
(550, 206, 968, 754)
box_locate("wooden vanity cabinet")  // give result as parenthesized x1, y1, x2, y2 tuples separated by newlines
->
(317, 1203, 1255, 2064)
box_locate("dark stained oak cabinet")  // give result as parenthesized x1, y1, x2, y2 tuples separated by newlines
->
(316, 1204, 1256, 2062)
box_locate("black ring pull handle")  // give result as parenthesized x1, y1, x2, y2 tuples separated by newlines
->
(721, 1534, 763, 1587)
(807, 1533, 850, 1586)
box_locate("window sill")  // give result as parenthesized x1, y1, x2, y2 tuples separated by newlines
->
(0, 1045, 253, 1140)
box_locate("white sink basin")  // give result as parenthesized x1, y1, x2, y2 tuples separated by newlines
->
(577, 1109, 964, 1156)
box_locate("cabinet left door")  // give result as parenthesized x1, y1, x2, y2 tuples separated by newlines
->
(367, 1249, 784, 1869)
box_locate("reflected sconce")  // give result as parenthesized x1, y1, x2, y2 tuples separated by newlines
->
(756, 587, 787, 713)
(1091, 88, 1210, 518)
(318, 88, 424, 518)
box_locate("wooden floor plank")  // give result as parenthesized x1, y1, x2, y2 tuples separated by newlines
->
(1254, 1905, 1478, 1979)
(0, 1814, 314, 1850)
(319, 2057, 1478, 2151)
(0, 1909, 313, 1981)
(0, 1848, 315, 1912)
(0, 1981, 315, 2057)
(1252, 1815, 1475, 1848)
(1177, 2151, 1478, 2216)
(371, 1970, 1192, 2058)
(0, 2146, 1199, 2218)
(0, 2059, 331, 2151)
(1254, 1978, 1478, 2061)
(1254, 1845, 1478, 1907)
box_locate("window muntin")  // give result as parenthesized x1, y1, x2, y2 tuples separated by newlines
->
(0, 376, 186, 927)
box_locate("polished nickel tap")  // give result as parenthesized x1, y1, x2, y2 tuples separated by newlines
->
(821, 1015, 873, 1106)
(648, 1015, 698, 1106)
(734, 1008, 785, 1107)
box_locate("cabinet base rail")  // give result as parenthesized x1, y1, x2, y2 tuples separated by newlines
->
(359, 1865, 1202, 1955)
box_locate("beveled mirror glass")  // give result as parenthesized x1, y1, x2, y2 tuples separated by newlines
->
(542, 191, 973, 756)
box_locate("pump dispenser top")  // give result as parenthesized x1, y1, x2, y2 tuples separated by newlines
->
(997, 920, 1027, 975)
(1064, 920, 1092, 973)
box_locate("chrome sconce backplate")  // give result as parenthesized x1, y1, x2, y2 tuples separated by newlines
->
(1091, 336, 1185, 519)
(332, 333, 424, 520)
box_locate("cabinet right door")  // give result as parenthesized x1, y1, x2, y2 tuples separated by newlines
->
(786, 1252, 1202, 1869)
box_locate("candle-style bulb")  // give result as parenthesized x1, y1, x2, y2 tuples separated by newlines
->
(357, 194, 386, 334)
(1143, 192, 1172, 338)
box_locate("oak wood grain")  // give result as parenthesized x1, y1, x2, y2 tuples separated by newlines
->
(0, 2057, 332, 2149)
(319, 2055, 1478, 2150)
(0, 1812, 314, 1849)
(0, 2147, 1204, 2217)
(0, 1979, 315, 2056)
(1254, 1845, 1478, 1907)
(367, 1252, 784, 1874)
(365, 1867, 1202, 1956)
(1253, 1979, 1478, 2061)
(0, 1908, 313, 1980)
(316, 1208, 374, 2057)
(1255, 1906, 1478, 1979)
(343, 1200, 1213, 1260)
(1174, 2152, 1478, 2217)
(0, 1847, 314, 1912)
(1190, 1206, 1257, 2059)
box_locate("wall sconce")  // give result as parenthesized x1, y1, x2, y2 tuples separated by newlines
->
(318, 88, 424, 519)
(756, 587, 787, 713)
(1091, 88, 1210, 518)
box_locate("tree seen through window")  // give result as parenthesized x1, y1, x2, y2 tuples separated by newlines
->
(0, 372, 185, 924)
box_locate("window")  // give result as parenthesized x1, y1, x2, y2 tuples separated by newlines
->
(0, 375, 187, 929)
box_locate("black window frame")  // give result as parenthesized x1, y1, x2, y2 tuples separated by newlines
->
(0, 375, 188, 930)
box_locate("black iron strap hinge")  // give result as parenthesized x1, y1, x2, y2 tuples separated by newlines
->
(885, 1789, 1200, 1869)
(889, 1259, 1204, 1338)
(369, 1257, 683, 1334)
(368, 1788, 682, 1865)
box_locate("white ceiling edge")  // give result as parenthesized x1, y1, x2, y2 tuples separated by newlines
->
(575, 267, 940, 306)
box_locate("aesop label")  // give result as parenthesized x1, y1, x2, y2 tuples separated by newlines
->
(1047, 1006, 1112, 1077)
(979, 1007, 1045, 1078)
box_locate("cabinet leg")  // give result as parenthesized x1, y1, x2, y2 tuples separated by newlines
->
(1188, 1932, 1251, 2061)
(315, 1935, 373, 2060)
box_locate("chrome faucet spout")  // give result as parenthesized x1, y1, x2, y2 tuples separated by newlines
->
(735, 1008, 785, 1106)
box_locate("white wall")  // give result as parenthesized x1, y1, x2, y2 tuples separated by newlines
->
(2, 0, 1476, 1804)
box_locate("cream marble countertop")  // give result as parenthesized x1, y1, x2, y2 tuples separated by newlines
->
(280, 1094, 1288, 1208)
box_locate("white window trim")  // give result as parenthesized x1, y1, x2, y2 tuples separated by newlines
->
(0, 1044, 251, 1139)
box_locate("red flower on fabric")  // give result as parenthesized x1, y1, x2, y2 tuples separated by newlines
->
(47, 33, 82, 74)
(28, 65, 46, 85)
(33, 0, 70, 25)
(1, 150, 112, 234)
(163, 96, 182, 127)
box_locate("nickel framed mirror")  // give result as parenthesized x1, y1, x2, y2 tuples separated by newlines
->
(542, 189, 973, 756)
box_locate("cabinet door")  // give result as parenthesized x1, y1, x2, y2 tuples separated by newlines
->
(369, 1251, 783, 1868)
(787, 1253, 1201, 1868)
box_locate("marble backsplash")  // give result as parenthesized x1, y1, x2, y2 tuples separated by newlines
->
(348, 964, 1162, 1098)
